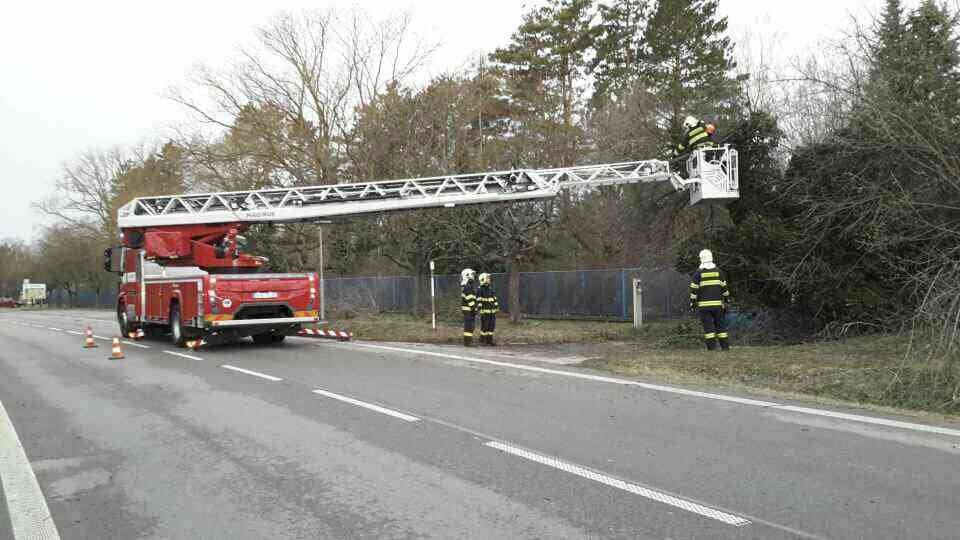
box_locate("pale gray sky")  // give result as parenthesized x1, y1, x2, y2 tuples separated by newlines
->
(0, 0, 889, 241)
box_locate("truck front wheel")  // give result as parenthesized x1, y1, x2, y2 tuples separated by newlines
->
(170, 304, 187, 347)
(117, 304, 133, 337)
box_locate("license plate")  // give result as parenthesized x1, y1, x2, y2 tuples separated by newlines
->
(253, 292, 279, 299)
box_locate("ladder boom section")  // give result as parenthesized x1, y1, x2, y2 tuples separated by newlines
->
(118, 160, 671, 229)
(117, 145, 739, 229)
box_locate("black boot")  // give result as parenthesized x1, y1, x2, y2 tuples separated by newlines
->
(488, 337, 496, 347)
(705, 339, 717, 351)
(464, 336, 473, 347)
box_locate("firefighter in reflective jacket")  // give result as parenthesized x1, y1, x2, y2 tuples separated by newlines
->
(461, 268, 478, 346)
(477, 273, 499, 346)
(676, 115, 716, 155)
(689, 249, 732, 351)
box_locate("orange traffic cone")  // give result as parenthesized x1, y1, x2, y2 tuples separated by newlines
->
(109, 337, 124, 360)
(185, 339, 204, 351)
(83, 327, 97, 348)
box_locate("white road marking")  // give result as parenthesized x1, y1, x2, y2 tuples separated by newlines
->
(47, 327, 62, 331)
(312, 389, 420, 422)
(122, 341, 151, 349)
(163, 351, 203, 361)
(771, 405, 960, 437)
(92, 335, 112, 341)
(0, 398, 62, 539)
(221, 365, 283, 382)
(485, 441, 750, 527)
(347, 342, 960, 439)
(66, 331, 83, 336)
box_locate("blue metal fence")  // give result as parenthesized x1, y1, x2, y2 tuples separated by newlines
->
(323, 268, 688, 321)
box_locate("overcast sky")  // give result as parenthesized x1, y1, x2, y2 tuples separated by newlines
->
(0, 0, 890, 242)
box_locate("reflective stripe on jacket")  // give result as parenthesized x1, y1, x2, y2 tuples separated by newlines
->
(462, 284, 477, 313)
(689, 268, 731, 309)
(477, 284, 499, 315)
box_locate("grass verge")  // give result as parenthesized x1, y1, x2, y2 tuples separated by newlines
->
(338, 313, 960, 416)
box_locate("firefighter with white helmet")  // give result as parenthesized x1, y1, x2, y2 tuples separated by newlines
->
(461, 268, 478, 346)
(477, 273, 500, 346)
(689, 249, 733, 351)
(677, 115, 716, 155)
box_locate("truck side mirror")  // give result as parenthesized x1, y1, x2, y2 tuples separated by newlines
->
(104, 247, 124, 273)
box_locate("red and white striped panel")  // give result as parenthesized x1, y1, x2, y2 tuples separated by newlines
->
(298, 328, 353, 341)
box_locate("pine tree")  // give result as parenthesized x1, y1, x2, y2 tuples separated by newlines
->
(900, 0, 960, 111)
(589, 0, 649, 103)
(490, 0, 594, 167)
(640, 0, 739, 147)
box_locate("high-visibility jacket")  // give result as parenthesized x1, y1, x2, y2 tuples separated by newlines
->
(461, 283, 477, 314)
(677, 122, 714, 154)
(478, 284, 499, 315)
(689, 267, 731, 309)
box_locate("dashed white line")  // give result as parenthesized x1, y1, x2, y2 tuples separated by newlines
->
(163, 351, 203, 361)
(47, 327, 62, 331)
(122, 341, 151, 349)
(485, 441, 750, 527)
(312, 389, 420, 422)
(221, 365, 283, 382)
(92, 335, 112, 341)
(347, 342, 960, 438)
(0, 398, 62, 539)
(66, 331, 83, 336)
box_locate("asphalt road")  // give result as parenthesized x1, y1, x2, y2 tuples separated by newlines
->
(1, 309, 958, 539)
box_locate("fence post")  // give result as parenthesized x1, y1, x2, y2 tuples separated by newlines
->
(429, 261, 436, 330)
(632, 279, 643, 329)
(621, 270, 628, 319)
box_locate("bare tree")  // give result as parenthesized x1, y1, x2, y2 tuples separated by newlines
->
(33, 147, 142, 236)
(169, 8, 437, 191)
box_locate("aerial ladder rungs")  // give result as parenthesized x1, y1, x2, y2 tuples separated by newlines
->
(118, 146, 738, 229)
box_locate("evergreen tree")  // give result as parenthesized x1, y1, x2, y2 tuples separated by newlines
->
(490, 0, 594, 167)
(590, 0, 649, 103)
(640, 0, 740, 148)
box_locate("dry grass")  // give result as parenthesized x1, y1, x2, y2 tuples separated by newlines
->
(338, 313, 959, 414)
(342, 313, 647, 345)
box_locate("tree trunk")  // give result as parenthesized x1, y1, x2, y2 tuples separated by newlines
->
(509, 256, 522, 323)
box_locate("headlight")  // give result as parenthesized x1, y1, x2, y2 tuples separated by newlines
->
(222, 298, 233, 309)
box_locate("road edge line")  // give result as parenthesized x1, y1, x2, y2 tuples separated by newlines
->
(0, 398, 61, 540)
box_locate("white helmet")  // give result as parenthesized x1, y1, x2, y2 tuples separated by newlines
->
(478, 273, 491, 285)
(461, 268, 476, 285)
(699, 249, 714, 265)
(683, 115, 699, 129)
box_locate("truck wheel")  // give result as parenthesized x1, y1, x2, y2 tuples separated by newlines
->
(271, 335, 286, 344)
(170, 304, 187, 347)
(251, 334, 273, 345)
(117, 305, 133, 337)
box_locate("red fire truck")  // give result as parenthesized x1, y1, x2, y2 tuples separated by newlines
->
(106, 146, 739, 347)
(106, 224, 319, 346)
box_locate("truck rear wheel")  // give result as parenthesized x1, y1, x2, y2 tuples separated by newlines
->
(170, 304, 187, 347)
(252, 333, 285, 345)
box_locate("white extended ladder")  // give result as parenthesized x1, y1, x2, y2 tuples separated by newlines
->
(118, 146, 738, 228)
